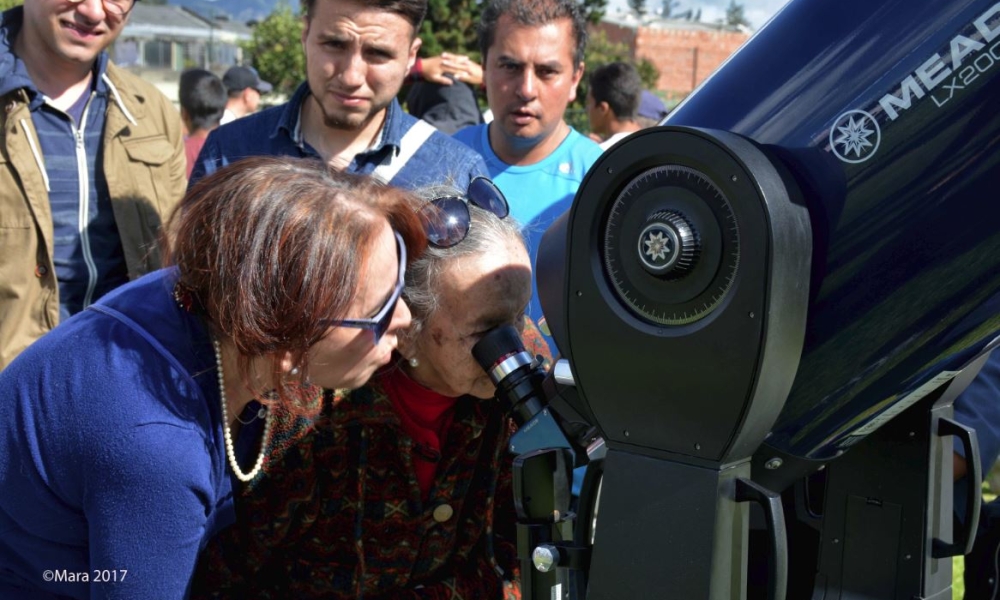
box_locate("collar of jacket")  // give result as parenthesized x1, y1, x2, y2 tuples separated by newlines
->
(277, 81, 406, 160)
(0, 6, 29, 98)
(328, 377, 489, 438)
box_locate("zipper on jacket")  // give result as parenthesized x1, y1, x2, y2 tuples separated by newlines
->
(72, 91, 100, 309)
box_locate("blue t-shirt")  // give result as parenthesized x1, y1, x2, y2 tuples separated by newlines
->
(453, 124, 602, 356)
(0, 269, 254, 599)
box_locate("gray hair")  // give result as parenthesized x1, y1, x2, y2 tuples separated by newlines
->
(403, 185, 526, 338)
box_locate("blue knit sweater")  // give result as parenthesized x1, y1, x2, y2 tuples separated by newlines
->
(0, 269, 248, 599)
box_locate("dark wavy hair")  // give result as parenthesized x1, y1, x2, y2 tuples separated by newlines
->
(589, 61, 643, 120)
(178, 68, 227, 132)
(479, 0, 588, 69)
(167, 156, 426, 405)
(300, 0, 427, 35)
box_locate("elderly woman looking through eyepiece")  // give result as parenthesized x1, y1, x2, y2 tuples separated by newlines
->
(192, 179, 538, 599)
(0, 156, 425, 599)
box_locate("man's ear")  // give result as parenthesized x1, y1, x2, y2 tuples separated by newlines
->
(301, 15, 310, 48)
(568, 62, 585, 104)
(407, 36, 422, 73)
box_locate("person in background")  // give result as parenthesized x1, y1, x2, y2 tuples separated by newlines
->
(191, 179, 531, 599)
(192, 0, 487, 192)
(0, 0, 187, 369)
(453, 0, 603, 358)
(585, 61, 644, 151)
(406, 72, 483, 134)
(179, 68, 227, 178)
(411, 51, 484, 88)
(220, 65, 272, 125)
(0, 156, 426, 599)
(635, 89, 669, 128)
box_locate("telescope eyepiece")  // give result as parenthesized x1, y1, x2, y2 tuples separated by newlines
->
(473, 324, 548, 426)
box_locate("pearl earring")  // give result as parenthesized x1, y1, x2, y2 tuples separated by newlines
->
(408, 357, 420, 368)
(290, 366, 301, 376)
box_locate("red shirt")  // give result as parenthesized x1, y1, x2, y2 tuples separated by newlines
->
(381, 368, 458, 499)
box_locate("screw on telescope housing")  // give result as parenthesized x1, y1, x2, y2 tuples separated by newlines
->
(532, 545, 559, 572)
(637, 210, 700, 279)
(531, 541, 592, 573)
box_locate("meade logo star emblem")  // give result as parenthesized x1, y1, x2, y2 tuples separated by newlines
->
(830, 109, 881, 164)
(643, 230, 672, 263)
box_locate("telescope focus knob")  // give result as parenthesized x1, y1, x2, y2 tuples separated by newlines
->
(637, 210, 700, 279)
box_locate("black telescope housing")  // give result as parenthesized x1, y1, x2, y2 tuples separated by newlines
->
(497, 0, 1000, 597)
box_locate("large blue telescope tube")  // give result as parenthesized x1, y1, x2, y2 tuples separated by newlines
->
(664, 0, 1000, 460)
(531, 0, 1000, 596)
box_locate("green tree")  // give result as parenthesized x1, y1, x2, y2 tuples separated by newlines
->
(660, 0, 680, 17)
(581, 0, 608, 24)
(627, 0, 646, 16)
(240, 2, 305, 98)
(0, 0, 23, 10)
(419, 0, 482, 58)
(725, 0, 751, 28)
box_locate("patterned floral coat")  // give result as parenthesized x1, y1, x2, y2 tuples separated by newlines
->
(190, 377, 521, 599)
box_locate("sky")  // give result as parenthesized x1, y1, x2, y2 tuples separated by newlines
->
(606, 0, 792, 30)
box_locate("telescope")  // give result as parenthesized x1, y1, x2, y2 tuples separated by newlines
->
(494, 0, 1000, 597)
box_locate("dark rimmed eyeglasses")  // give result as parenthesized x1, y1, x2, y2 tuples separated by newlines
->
(420, 177, 510, 248)
(68, 0, 137, 18)
(323, 231, 406, 345)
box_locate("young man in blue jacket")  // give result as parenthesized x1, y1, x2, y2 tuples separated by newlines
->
(191, 0, 487, 192)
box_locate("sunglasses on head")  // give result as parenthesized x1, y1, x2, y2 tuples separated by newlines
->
(420, 177, 510, 248)
(323, 231, 406, 345)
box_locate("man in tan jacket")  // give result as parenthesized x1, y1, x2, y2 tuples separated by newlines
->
(0, 0, 186, 369)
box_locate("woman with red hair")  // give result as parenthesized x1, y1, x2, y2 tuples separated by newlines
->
(0, 156, 426, 599)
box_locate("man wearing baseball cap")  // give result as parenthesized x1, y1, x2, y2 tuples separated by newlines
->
(220, 65, 272, 124)
(636, 89, 669, 128)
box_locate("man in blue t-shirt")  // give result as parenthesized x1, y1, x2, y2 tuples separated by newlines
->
(454, 0, 603, 358)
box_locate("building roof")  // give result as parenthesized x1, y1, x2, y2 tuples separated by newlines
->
(602, 11, 746, 33)
(122, 4, 252, 40)
(184, 9, 254, 37)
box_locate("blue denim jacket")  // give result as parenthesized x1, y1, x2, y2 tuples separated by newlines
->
(190, 83, 487, 192)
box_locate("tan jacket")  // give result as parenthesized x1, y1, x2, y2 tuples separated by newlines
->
(0, 61, 187, 369)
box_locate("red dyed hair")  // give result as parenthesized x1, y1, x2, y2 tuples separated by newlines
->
(167, 156, 426, 405)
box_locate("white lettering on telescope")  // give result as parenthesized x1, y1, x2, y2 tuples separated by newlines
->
(879, 2, 1000, 120)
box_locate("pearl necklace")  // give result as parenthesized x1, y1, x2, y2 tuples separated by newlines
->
(214, 339, 272, 482)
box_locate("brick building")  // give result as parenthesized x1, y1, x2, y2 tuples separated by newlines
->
(593, 14, 750, 105)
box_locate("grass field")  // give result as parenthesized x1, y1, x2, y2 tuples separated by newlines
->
(952, 481, 996, 599)
(954, 555, 965, 599)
